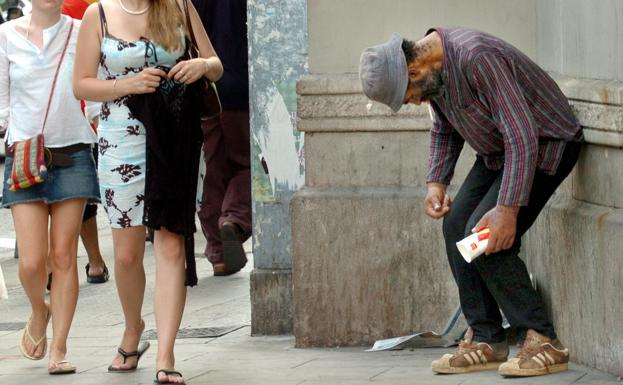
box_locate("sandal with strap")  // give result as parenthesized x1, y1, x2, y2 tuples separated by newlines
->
(155, 369, 186, 385)
(20, 305, 51, 360)
(48, 360, 77, 375)
(85, 263, 109, 284)
(108, 341, 150, 372)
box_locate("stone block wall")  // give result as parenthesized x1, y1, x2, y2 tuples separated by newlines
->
(293, 74, 623, 376)
(292, 75, 475, 347)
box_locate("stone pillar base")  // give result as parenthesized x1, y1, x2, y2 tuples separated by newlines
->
(250, 269, 293, 335)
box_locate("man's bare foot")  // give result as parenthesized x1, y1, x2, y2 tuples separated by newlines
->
(85, 260, 109, 284)
(87, 262, 104, 277)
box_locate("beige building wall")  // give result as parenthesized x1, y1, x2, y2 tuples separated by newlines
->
(296, 0, 623, 376)
(537, 0, 623, 81)
(308, 0, 537, 74)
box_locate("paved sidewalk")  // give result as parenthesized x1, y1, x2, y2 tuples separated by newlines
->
(0, 210, 621, 385)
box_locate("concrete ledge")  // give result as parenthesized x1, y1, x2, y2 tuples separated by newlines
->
(304, 130, 476, 188)
(298, 116, 432, 132)
(292, 187, 458, 347)
(550, 72, 623, 106)
(250, 269, 293, 335)
(570, 101, 623, 148)
(574, 144, 623, 208)
(298, 73, 623, 148)
(298, 94, 427, 120)
(296, 73, 363, 95)
(524, 196, 623, 375)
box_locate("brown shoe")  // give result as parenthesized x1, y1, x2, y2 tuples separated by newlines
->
(212, 262, 227, 276)
(219, 222, 247, 275)
(431, 328, 508, 374)
(498, 329, 569, 377)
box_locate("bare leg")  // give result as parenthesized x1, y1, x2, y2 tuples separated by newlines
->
(48, 198, 86, 363)
(154, 228, 186, 384)
(109, 226, 147, 370)
(11, 202, 50, 359)
(80, 216, 106, 276)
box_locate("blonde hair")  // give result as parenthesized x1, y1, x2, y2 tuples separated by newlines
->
(148, 0, 185, 52)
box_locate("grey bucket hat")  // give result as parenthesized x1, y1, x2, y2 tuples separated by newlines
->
(359, 33, 408, 113)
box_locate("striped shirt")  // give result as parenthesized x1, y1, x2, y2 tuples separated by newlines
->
(426, 27, 581, 206)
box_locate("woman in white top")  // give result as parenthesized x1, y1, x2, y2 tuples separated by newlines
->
(0, 0, 99, 375)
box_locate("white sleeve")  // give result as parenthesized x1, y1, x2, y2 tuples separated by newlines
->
(0, 30, 9, 134)
(85, 101, 101, 123)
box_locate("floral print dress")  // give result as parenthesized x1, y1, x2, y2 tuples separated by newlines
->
(97, 4, 184, 228)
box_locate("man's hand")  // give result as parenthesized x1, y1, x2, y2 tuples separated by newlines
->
(424, 183, 451, 219)
(473, 205, 520, 255)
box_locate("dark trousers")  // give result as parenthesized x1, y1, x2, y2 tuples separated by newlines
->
(442, 140, 581, 343)
(198, 111, 252, 264)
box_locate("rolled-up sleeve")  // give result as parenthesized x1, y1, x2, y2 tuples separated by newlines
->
(472, 54, 538, 206)
(85, 101, 101, 124)
(426, 101, 464, 185)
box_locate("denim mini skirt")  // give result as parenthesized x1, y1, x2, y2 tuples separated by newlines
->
(1, 147, 100, 208)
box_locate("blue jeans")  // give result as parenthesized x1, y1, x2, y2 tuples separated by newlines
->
(2, 147, 100, 208)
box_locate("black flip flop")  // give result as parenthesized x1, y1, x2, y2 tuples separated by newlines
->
(108, 341, 150, 373)
(86, 263, 110, 284)
(154, 369, 186, 385)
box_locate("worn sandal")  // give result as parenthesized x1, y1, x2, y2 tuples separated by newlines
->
(20, 305, 51, 360)
(48, 360, 77, 375)
(107, 341, 150, 372)
(85, 263, 109, 284)
(154, 369, 186, 385)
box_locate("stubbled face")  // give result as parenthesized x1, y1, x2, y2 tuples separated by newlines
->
(403, 67, 444, 106)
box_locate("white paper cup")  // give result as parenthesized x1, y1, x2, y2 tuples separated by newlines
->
(456, 227, 490, 263)
(0, 264, 7, 300)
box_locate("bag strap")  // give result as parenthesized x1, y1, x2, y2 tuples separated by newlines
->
(41, 20, 74, 135)
(182, 0, 199, 57)
(97, 2, 109, 38)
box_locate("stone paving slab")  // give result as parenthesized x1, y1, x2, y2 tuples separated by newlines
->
(0, 208, 621, 385)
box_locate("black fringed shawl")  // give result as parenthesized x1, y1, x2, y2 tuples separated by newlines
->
(126, 76, 203, 287)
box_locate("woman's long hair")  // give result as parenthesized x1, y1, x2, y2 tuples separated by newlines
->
(148, 0, 185, 52)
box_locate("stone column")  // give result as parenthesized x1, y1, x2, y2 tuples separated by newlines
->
(292, 74, 475, 347)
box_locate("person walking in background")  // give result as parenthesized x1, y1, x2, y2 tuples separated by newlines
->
(359, 28, 582, 377)
(61, 0, 109, 284)
(6, 7, 24, 21)
(73, 0, 223, 383)
(0, 0, 99, 374)
(194, 0, 252, 276)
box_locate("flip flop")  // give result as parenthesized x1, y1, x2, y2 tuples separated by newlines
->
(85, 263, 110, 284)
(108, 341, 150, 373)
(154, 369, 186, 385)
(20, 305, 51, 360)
(48, 360, 77, 375)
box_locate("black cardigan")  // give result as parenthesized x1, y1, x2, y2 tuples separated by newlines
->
(126, 77, 203, 287)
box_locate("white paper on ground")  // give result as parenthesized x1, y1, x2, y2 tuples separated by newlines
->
(0, 238, 16, 249)
(0, 264, 8, 300)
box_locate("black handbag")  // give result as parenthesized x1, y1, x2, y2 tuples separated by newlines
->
(182, 0, 222, 119)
